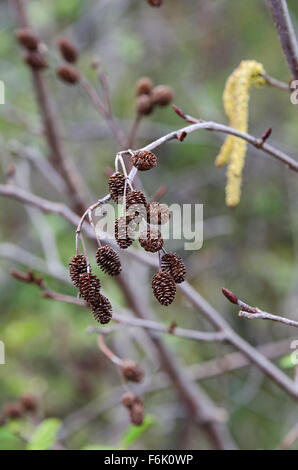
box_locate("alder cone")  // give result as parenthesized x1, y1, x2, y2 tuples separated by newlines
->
(115, 216, 137, 249)
(57, 65, 80, 84)
(139, 227, 163, 253)
(132, 150, 157, 171)
(126, 190, 147, 221)
(24, 51, 48, 70)
(130, 397, 145, 426)
(152, 271, 176, 306)
(121, 392, 136, 408)
(96, 246, 121, 276)
(146, 0, 162, 6)
(152, 85, 174, 106)
(16, 28, 39, 50)
(69, 254, 88, 287)
(135, 77, 153, 96)
(109, 171, 131, 202)
(91, 294, 112, 324)
(20, 394, 38, 413)
(161, 253, 186, 284)
(79, 272, 101, 304)
(58, 37, 79, 63)
(121, 359, 144, 383)
(147, 201, 170, 225)
(136, 95, 153, 115)
(3, 402, 24, 419)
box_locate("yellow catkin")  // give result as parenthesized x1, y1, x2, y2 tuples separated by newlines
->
(215, 60, 266, 207)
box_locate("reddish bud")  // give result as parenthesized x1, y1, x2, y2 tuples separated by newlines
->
(222, 287, 238, 305)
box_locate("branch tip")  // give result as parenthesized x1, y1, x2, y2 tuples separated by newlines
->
(221, 287, 238, 305)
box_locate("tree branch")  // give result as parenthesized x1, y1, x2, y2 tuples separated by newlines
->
(268, 0, 298, 80)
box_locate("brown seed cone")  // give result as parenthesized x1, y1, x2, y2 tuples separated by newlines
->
(152, 271, 176, 306)
(96, 246, 122, 276)
(115, 216, 137, 249)
(16, 28, 39, 51)
(79, 272, 101, 304)
(20, 394, 38, 413)
(121, 392, 136, 408)
(139, 228, 163, 253)
(24, 51, 48, 70)
(56, 65, 80, 84)
(147, 202, 170, 225)
(121, 359, 144, 383)
(126, 190, 147, 221)
(132, 150, 157, 171)
(58, 37, 79, 63)
(108, 171, 131, 202)
(135, 77, 153, 96)
(69, 254, 88, 287)
(136, 94, 153, 115)
(91, 294, 112, 324)
(3, 401, 24, 419)
(130, 397, 145, 426)
(146, 0, 162, 6)
(161, 253, 186, 284)
(152, 85, 174, 106)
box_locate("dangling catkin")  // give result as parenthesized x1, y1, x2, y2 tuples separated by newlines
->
(215, 60, 266, 207)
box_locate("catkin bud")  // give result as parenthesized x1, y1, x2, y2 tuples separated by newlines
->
(96, 246, 122, 276)
(24, 51, 48, 70)
(139, 228, 163, 253)
(161, 253, 186, 284)
(152, 271, 176, 306)
(151, 85, 174, 106)
(121, 359, 144, 383)
(136, 94, 153, 115)
(16, 28, 39, 51)
(135, 77, 153, 96)
(56, 65, 80, 84)
(58, 37, 79, 63)
(132, 150, 157, 171)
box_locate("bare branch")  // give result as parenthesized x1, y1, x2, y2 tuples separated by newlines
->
(268, 0, 298, 80)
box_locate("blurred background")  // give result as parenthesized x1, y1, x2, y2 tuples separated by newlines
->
(0, 0, 298, 450)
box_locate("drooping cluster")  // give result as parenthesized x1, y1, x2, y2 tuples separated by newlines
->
(56, 37, 80, 85)
(135, 76, 174, 116)
(15, 28, 48, 70)
(215, 60, 266, 207)
(108, 149, 186, 307)
(69, 247, 121, 325)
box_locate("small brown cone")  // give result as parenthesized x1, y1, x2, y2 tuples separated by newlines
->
(96, 246, 122, 276)
(20, 394, 38, 413)
(152, 271, 176, 306)
(146, 0, 162, 6)
(115, 216, 137, 249)
(79, 272, 101, 304)
(57, 64, 80, 84)
(58, 37, 79, 63)
(121, 392, 136, 408)
(147, 202, 170, 225)
(126, 190, 147, 221)
(69, 254, 88, 288)
(139, 227, 163, 253)
(16, 28, 39, 51)
(152, 85, 174, 106)
(136, 95, 153, 115)
(132, 150, 157, 171)
(130, 397, 145, 426)
(121, 359, 144, 383)
(109, 171, 131, 202)
(24, 51, 48, 70)
(91, 294, 112, 324)
(135, 77, 153, 96)
(3, 401, 24, 419)
(161, 253, 186, 284)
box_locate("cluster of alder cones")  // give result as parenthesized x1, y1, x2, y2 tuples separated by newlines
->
(69, 244, 122, 325)
(135, 77, 174, 116)
(0, 394, 38, 425)
(109, 149, 186, 306)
